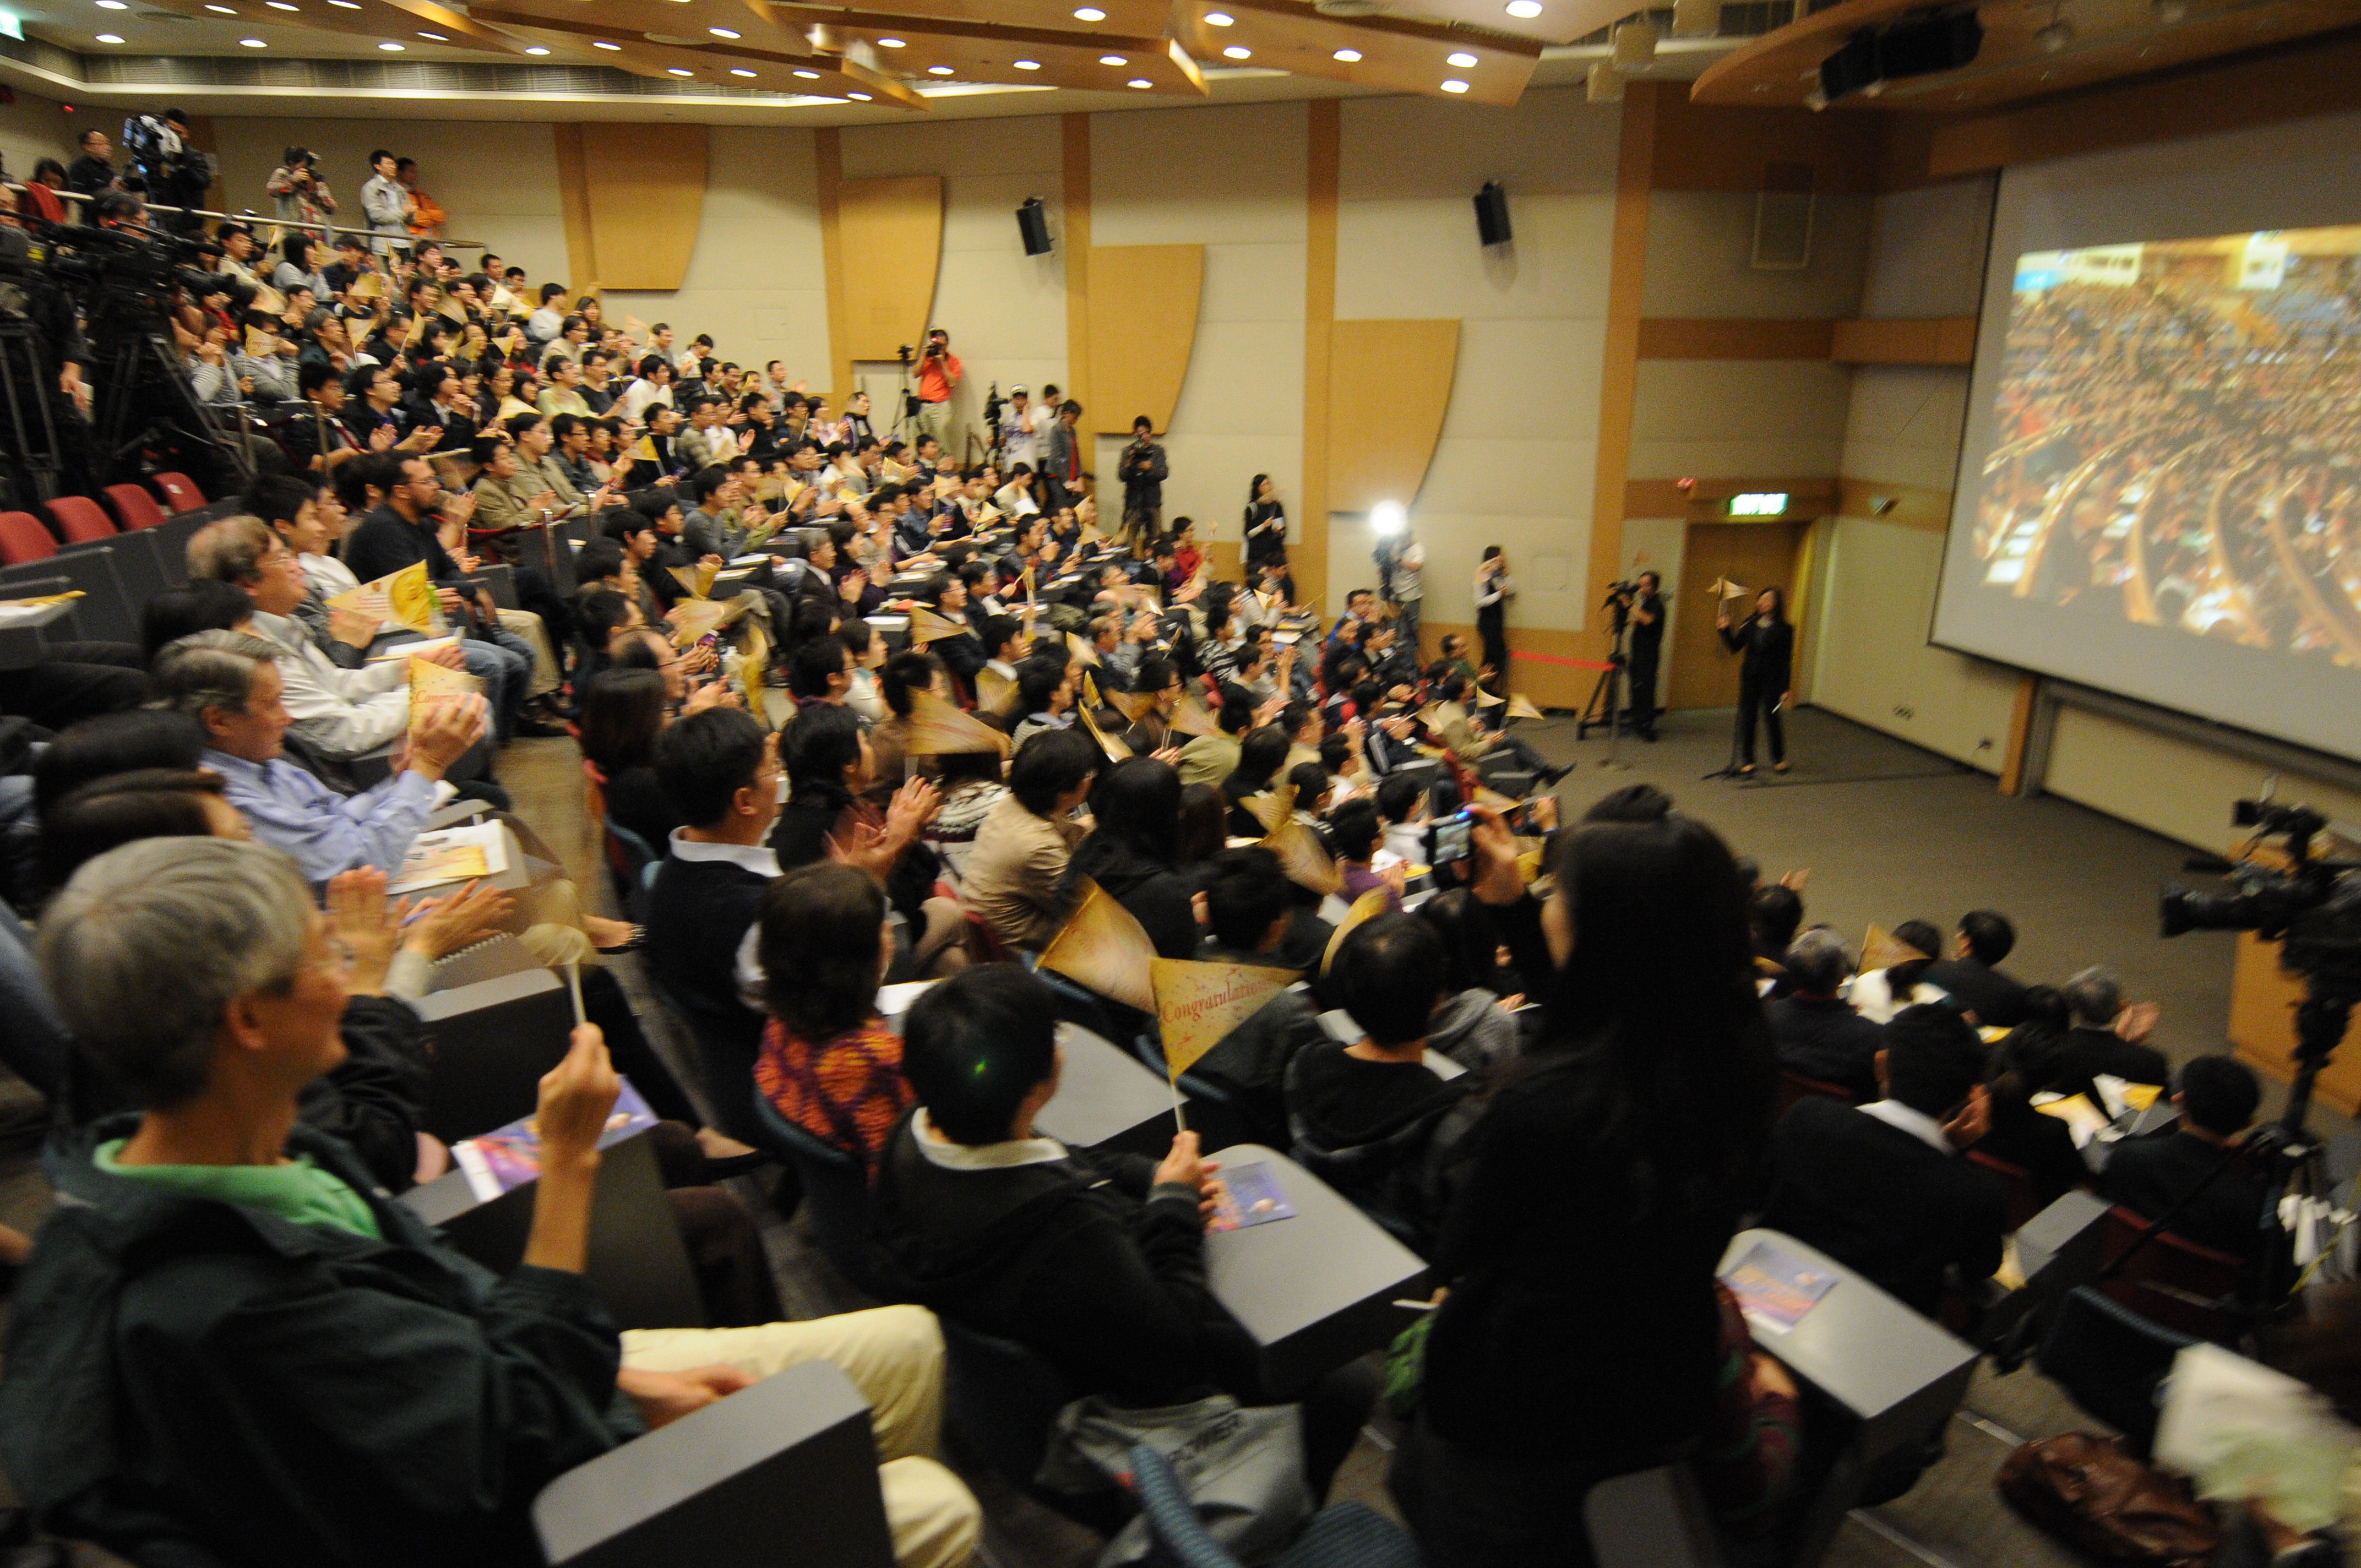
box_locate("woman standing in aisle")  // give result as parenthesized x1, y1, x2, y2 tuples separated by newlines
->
(1244, 473, 1288, 575)
(1716, 586, 1794, 776)
(1473, 546, 1513, 690)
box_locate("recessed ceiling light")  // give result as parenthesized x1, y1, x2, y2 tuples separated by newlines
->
(592, 39, 619, 47)
(1204, 9, 1233, 20)
(1440, 77, 1468, 90)
(1013, 57, 1040, 67)
(1446, 50, 1477, 66)
(95, 1, 127, 8)
(847, 89, 872, 97)
(1073, 4, 1105, 16)
(708, 25, 738, 36)
(1127, 76, 1151, 86)
(525, 43, 549, 52)
(667, 66, 692, 74)
(94, 30, 123, 40)
(417, 29, 447, 39)
(325, 1, 358, 8)
(378, 40, 402, 48)
(1505, 0, 1541, 14)
(267, 2, 297, 10)
(793, 67, 819, 75)
(203, 4, 235, 12)
(1222, 43, 1249, 57)
(238, 36, 265, 45)
(877, 35, 904, 45)
(1333, 46, 1363, 59)
(927, 63, 953, 73)
(730, 66, 755, 74)
(1100, 52, 1125, 63)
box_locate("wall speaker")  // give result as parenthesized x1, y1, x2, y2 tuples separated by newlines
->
(1016, 197, 1052, 257)
(1473, 181, 1512, 248)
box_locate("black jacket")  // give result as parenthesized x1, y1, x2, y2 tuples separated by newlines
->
(869, 1115, 1260, 1404)
(1718, 615, 1793, 694)
(345, 504, 464, 589)
(1060, 835, 1199, 961)
(2099, 1130, 2267, 1260)
(1282, 1043, 1469, 1250)
(2056, 1025, 2170, 1108)
(1764, 995, 1884, 1103)
(1184, 940, 1323, 1148)
(1920, 956, 2031, 1028)
(601, 765, 682, 854)
(645, 851, 769, 1070)
(1119, 439, 1168, 513)
(1977, 1093, 2089, 1210)
(1760, 1096, 2008, 1316)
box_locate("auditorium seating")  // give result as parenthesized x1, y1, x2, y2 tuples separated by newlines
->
(0, 513, 55, 566)
(1130, 1441, 1422, 1568)
(42, 496, 115, 546)
(1967, 1149, 2046, 1231)
(150, 471, 207, 513)
(2097, 1205, 2245, 1344)
(1775, 1069, 1854, 1119)
(101, 484, 169, 533)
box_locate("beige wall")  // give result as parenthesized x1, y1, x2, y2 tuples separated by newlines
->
(1332, 87, 1620, 637)
(0, 85, 68, 189)
(2045, 707, 2361, 856)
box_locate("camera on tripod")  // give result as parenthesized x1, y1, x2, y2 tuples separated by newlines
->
(1600, 579, 1640, 608)
(2160, 796, 2361, 997)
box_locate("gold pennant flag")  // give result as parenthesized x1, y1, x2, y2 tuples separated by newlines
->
(252, 282, 287, 317)
(907, 606, 968, 646)
(1322, 889, 1395, 977)
(1108, 687, 1160, 724)
(1152, 958, 1299, 1079)
(1078, 701, 1131, 764)
(1040, 878, 1158, 1013)
(1506, 694, 1544, 721)
(1472, 785, 1520, 815)
(1261, 817, 1342, 896)
(670, 561, 722, 600)
(1475, 688, 1505, 709)
(1859, 925, 1931, 974)
(428, 451, 478, 493)
(345, 271, 386, 302)
(406, 654, 482, 748)
(668, 595, 752, 649)
(1710, 575, 1749, 601)
(905, 693, 1011, 757)
(1245, 783, 1296, 835)
(242, 325, 275, 358)
(1168, 689, 1221, 740)
(329, 561, 435, 634)
(973, 665, 1018, 717)
(1065, 631, 1100, 668)
(437, 296, 466, 325)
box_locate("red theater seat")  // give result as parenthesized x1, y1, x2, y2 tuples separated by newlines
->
(104, 483, 170, 532)
(151, 471, 206, 513)
(42, 496, 117, 545)
(0, 511, 58, 565)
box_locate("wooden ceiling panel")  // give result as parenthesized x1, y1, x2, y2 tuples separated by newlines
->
(1172, 0, 1538, 104)
(806, 12, 1209, 93)
(752, 0, 1172, 37)
(1364, 0, 1628, 47)
(472, 5, 932, 102)
(132, 0, 523, 53)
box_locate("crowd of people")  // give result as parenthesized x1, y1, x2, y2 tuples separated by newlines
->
(0, 130, 2341, 1568)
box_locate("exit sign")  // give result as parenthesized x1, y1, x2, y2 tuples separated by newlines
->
(1728, 492, 1789, 518)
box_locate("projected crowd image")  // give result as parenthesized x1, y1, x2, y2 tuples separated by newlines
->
(1973, 227, 2361, 669)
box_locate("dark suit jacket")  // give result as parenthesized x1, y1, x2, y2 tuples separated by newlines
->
(1764, 995, 1884, 1103)
(2055, 1025, 2170, 1108)
(1921, 956, 2031, 1028)
(2099, 1130, 2266, 1260)
(645, 853, 770, 1130)
(1760, 1096, 2009, 1316)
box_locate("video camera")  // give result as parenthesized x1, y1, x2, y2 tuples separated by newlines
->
(37, 219, 246, 320)
(2161, 796, 2361, 998)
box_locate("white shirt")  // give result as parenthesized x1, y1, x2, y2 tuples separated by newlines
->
(248, 611, 411, 759)
(1848, 969, 1949, 1025)
(1858, 1098, 1955, 1157)
(302, 551, 361, 600)
(1474, 567, 1514, 610)
(912, 1107, 1069, 1170)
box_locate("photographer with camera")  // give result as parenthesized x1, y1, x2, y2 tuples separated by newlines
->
(118, 111, 212, 236)
(265, 146, 336, 239)
(1118, 414, 1167, 549)
(1623, 569, 1662, 740)
(912, 327, 960, 450)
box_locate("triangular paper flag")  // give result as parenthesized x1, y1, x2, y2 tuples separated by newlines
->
(1168, 689, 1221, 739)
(437, 296, 466, 324)
(1077, 701, 1131, 764)
(330, 560, 435, 634)
(1475, 688, 1505, 708)
(1039, 878, 1158, 1014)
(242, 325, 275, 357)
(1710, 575, 1749, 601)
(905, 693, 1010, 757)
(1506, 694, 1543, 721)
(973, 665, 1018, 717)
(406, 654, 482, 747)
(251, 282, 287, 317)
(1859, 924, 1932, 974)
(670, 562, 721, 600)
(1472, 785, 1520, 815)
(429, 451, 478, 493)
(1321, 889, 1394, 977)
(1108, 687, 1159, 724)
(1245, 783, 1296, 835)
(1261, 818, 1342, 896)
(1152, 958, 1299, 1078)
(345, 271, 385, 302)
(1065, 632, 1100, 668)
(907, 606, 967, 646)
(668, 596, 751, 648)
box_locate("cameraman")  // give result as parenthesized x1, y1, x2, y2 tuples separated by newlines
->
(0, 187, 91, 414)
(912, 327, 961, 451)
(265, 146, 337, 239)
(1625, 569, 1662, 741)
(1118, 414, 1166, 548)
(143, 110, 211, 235)
(66, 128, 118, 210)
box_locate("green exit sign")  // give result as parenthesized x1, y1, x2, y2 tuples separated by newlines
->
(1728, 492, 1789, 518)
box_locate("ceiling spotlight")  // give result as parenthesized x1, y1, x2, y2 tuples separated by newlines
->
(2035, 15, 2073, 48)
(1100, 53, 1126, 63)
(1204, 9, 1233, 20)
(667, 66, 693, 74)
(238, 35, 265, 44)
(1439, 77, 1468, 91)
(1074, 4, 1106, 15)
(524, 43, 550, 51)
(96, 1, 128, 8)
(1370, 499, 1406, 537)
(1332, 46, 1361, 58)
(325, 1, 359, 7)
(1446, 49, 1477, 66)
(1222, 43, 1249, 56)
(378, 39, 403, 48)
(708, 24, 738, 35)
(266, 2, 298, 11)
(793, 66, 819, 75)
(1014, 57, 1041, 67)
(877, 35, 904, 45)
(1585, 59, 1622, 100)
(593, 39, 619, 47)
(94, 30, 123, 40)
(1611, 14, 1657, 64)
(1505, 0, 1542, 15)
(847, 89, 872, 97)
(204, 4, 235, 12)
(730, 65, 755, 74)
(1128, 76, 1152, 85)
(417, 29, 447, 39)
(927, 63, 953, 72)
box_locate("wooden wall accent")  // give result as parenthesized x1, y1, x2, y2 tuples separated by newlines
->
(815, 128, 851, 406)
(1830, 317, 1976, 365)
(553, 123, 597, 288)
(1328, 319, 1460, 515)
(837, 175, 945, 366)
(1585, 81, 1658, 667)
(1647, 88, 1884, 195)
(572, 122, 708, 292)
(1085, 245, 1205, 438)
(1636, 318, 1838, 360)
(1998, 672, 2038, 796)
(1302, 99, 1340, 617)
(1062, 113, 1092, 410)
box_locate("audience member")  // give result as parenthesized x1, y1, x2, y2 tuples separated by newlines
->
(1849, 917, 1950, 1023)
(754, 863, 915, 1174)
(1059, 757, 1198, 960)
(2099, 1054, 2267, 1259)
(1764, 928, 1884, 1102)
(964, 729, 1095, 952)
(578, 667, 688, 850)
(2056, 964, 2171, 1102)
(1922, 909, 2032, 1027)
(1415, 889, 1523, 1071)
(1184, 846, 1326, 1147)
(1976, 988, 2089, 1208)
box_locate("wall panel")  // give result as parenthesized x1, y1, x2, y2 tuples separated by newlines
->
(1087, 245, 1205, 439)
(837, 175, 944, 365)
(1628, 360, 1853, 481)
(1639, 190, 1874, 320)
(575, 123, 707, 293)
(1328, 319, 1459, 515)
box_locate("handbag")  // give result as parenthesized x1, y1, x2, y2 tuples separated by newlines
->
(1036, 1392, 1312, 1567)
(1997, 1433, 2221, 1567)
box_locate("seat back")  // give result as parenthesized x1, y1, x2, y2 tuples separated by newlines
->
(1, 546, 138, 646)
(43, 496, 116, 545)
(1776, 1069, 1854, 1119)
(940, 1319, 1096, 1516)
(102, 483, 169, 533)
(2036, 1284, 2197, 1457)
(748, 1093, 912, 1300)
(150, 471, 206, 513)
(0, 512, 56, 565)
(602, 815, 659, 925)
(2098, 1206, 2246, 1344)
(1968, 1148, 2046, 1232)
(581, 758, 608, 826)
(1584, 1462, 1727, 1568)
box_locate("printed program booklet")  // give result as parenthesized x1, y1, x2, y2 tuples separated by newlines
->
(1722, 1238, 1840, 1330)
(1207, 1162, 1297, 1233)
(450, 1078, 659, 1201)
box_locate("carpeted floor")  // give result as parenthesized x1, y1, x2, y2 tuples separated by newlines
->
(0, 701, 2322, 1565)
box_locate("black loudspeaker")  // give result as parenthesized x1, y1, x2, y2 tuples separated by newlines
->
(1473, 181, 1512, 248)
(1016, 197, 1053, 257)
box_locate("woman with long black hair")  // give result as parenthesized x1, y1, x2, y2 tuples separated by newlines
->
(1393, 810, 1778, 1566)
(1716, 585, 1795, 776)
(1243, 472, 1288, 573)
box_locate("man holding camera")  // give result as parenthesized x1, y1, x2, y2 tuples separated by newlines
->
(1118, 414, 1167, 548)
(913, 328, 961, 451)
(1624, 570, 1663, 741)
(266, 147, 336, 239)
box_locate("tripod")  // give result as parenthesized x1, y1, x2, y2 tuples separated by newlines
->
(1576, 599, 1631, 771)
(88, 323, 252, 493)
(0, 318, 68, 508)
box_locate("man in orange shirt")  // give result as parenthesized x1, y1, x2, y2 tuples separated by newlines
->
(913, 326, 961, 453)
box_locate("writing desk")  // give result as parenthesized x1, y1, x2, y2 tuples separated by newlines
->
(1037, 1022, 1182, 1158)
(0, 596, 74, 671)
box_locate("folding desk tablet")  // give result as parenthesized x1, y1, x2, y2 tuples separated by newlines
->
(412, 966, 578, 1142)
(1203, 1145, 1429, 1391)
(534, 1360, 895, 1568)
(1035, 1021, 1184, 1158)
(0, 593, 77, 671)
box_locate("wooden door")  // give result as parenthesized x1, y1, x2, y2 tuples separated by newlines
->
(1667, 522, 1804, 710)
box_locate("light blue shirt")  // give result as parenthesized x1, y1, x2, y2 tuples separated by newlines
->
(204, 748, 437, 885)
